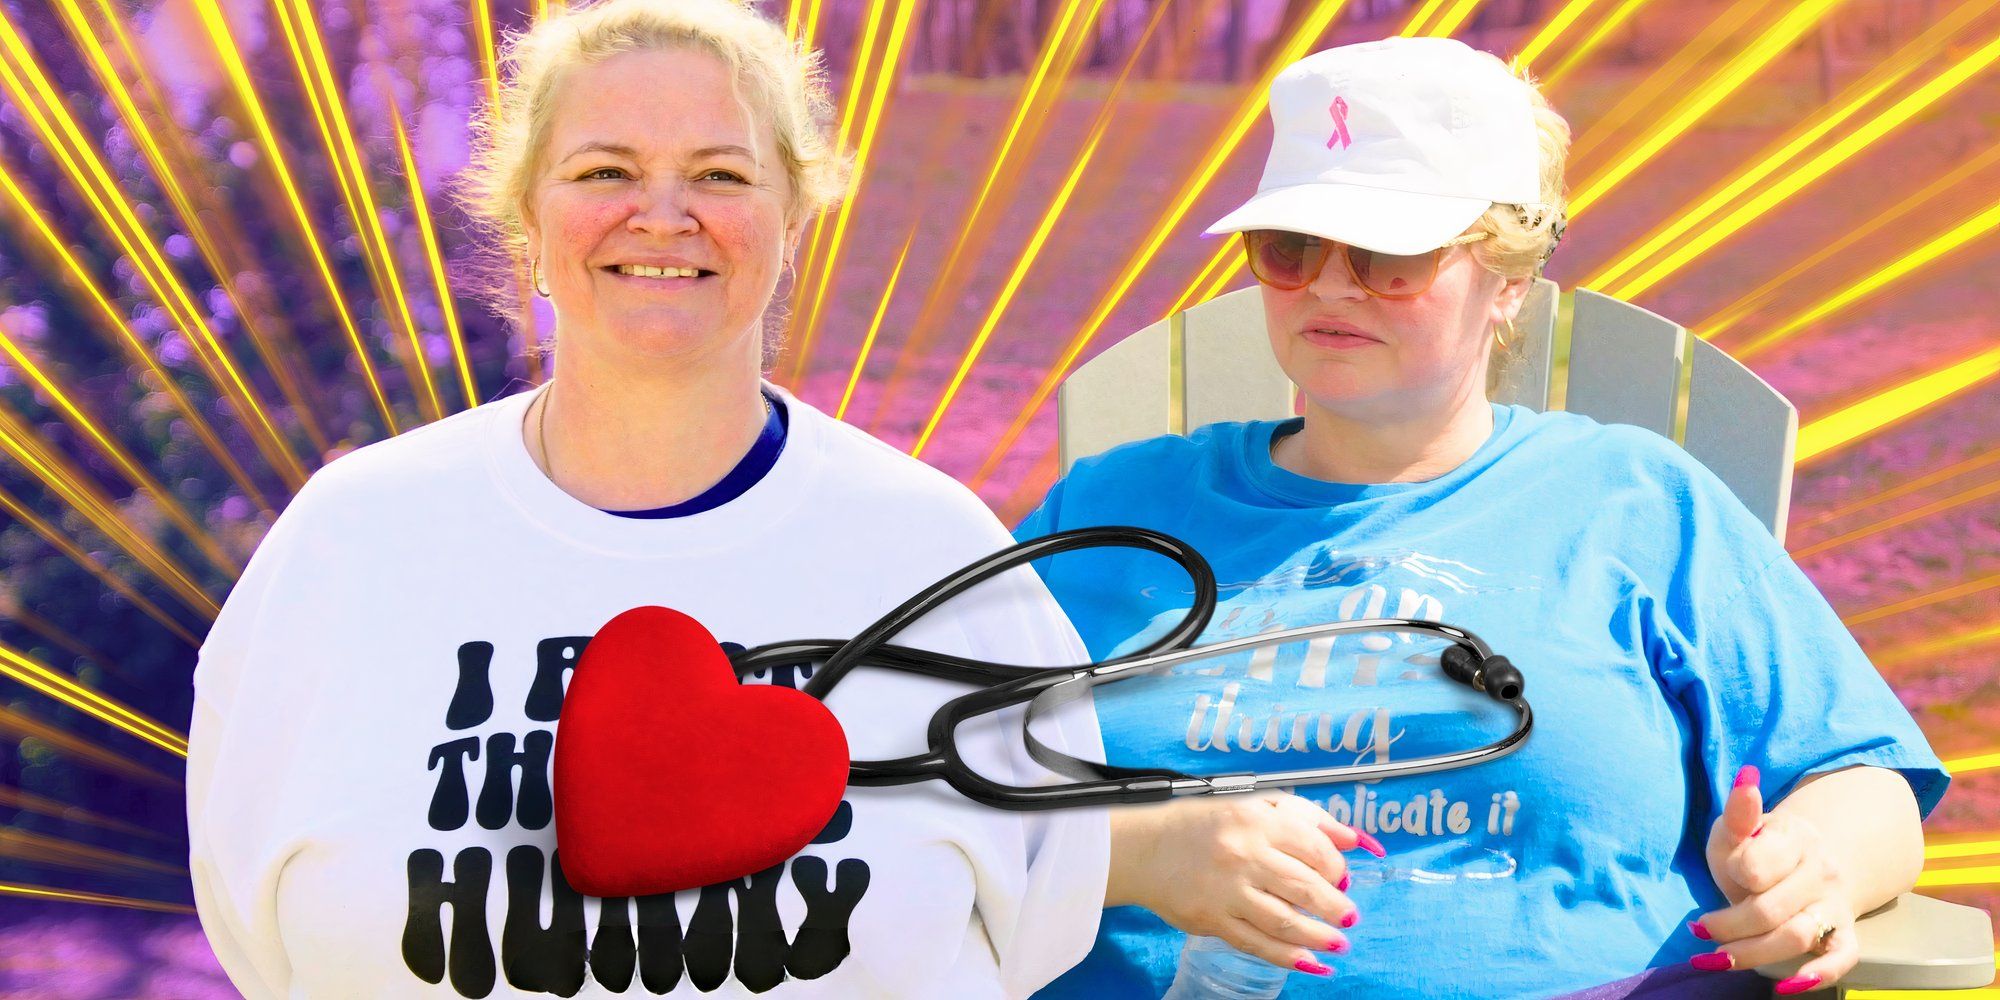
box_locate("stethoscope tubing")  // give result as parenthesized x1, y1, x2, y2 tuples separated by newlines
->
(727, 527, 1533, 811)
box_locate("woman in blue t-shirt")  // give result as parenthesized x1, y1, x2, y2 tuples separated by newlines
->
(1017, 37, 1947, 999)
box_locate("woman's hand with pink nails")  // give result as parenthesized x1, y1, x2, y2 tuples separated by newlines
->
(1695, 766, 1857, 991)
(1106, 791, 1362, 974)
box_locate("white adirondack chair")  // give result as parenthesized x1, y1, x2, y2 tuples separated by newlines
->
(1056, 280, 1996, 994)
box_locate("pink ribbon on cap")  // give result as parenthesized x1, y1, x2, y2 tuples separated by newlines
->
(1327, 96, 1352, 150)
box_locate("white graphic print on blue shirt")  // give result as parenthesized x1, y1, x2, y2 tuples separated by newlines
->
(1016, 405, 1947, 999)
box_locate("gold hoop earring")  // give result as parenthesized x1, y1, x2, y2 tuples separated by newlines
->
(531, 258, 550, 298)
(1494, 317, 1517, 350)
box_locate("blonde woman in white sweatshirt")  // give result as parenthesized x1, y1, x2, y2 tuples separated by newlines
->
(184, 1, 1363, 997)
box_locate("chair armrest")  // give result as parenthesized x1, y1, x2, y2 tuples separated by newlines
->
(1754, 893, 1995, 989)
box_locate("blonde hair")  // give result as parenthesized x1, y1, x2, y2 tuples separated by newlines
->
(455, 0, 849, 341)
(1470, 56, 1571, 395)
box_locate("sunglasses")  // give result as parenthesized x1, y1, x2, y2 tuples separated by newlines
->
(1242, 229, 1494, 299)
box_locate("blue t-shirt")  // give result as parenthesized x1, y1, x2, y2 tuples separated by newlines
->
(1014, 404, 1948, 999)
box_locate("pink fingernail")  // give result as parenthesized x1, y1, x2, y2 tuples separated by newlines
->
(1326, 937, 1350, 955)
(1338, 872, 1351, 892)
(1689, 951, 1734, 972)
(1295, 959, 1332, 976)
(1687, 920, 1711, 941)
(1354, 830, 1387, 858)
(1734, 765, 1759, 789)
(1774, 974, 1822, 995)
(1340, 911, 1359, 929)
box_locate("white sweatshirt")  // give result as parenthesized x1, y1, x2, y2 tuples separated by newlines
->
(187, 385, 1108, 999)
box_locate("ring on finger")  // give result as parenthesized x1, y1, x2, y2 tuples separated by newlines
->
(1807, 910, 1837, 955)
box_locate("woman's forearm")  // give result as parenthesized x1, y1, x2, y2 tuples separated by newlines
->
(1769, 765, 1925, 914)
(1104, 807, 1161, 909)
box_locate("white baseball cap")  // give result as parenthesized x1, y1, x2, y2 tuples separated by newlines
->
(1205, 36, 1544, 256)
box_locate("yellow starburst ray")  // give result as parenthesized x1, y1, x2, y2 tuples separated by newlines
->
(1424, 0, 1494, 38)
(1164, 240, 1244, 319)
(1567, 0, 1851, 218)
(1538, 0, 1653, 90)
(1870, 622, 2000, 670)
(1700, 143, 2000, 345)
(1399, 0, 1456, 36)
(0, 9, 309, 488)
(0, 642, 188, 757)
(1943, 750, 2000, 774)
(0, 704, 179, 787)
(0, 486, 202, 646)
(1583, 2, 1993, 294)
(0, 406, 221, 617)
(1194, 251, 1251, 307)
(911, 122, 1112, 456)
(189, 0, 399, 434)
(1927, 835, 2000, 862)
(858, 0, 1109, 425)
(0, 783, 167, 841)
(2, 609, 119, 676)
(970, 0, 1356, 490)
(0, 316, 243, 580)
(472, 0, 501, 118)
(0, 827, 183, 878)
(1796, 340, 2000, 464)
(0, 881, 192, 914)
(1513, 0, 1603, 70)
(66, 0, 335, 462)
(0, 170, 281, 520)
(1741, 196, 2000, 364)
(905, 0, 1175, 453)
(1841, 571, 2000, 629)
(1794, 448, 2000, 536)
(1913, 864, 2000, 888)
(836, 228, 917, 421)
(1562, 0, 1773, 168)
(1791, 475, 2000, 561)
(267, 0, 442, 423)
(1604, 28, 2000, 302)
(465, 0, 543, 383)
(785, 0, 919, 387)
(800, 0, 830, 51)
(388, 99, 479, 410)
(996, 439, 1065, 526)
(0, 614, 153, 696)
(781, 0, 890, 383)
(795, 0, 895, 279)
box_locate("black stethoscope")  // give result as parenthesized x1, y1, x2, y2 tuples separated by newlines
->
(727, 527, 1533, 810)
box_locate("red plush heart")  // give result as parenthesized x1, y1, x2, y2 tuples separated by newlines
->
(554, 606, 849, 897)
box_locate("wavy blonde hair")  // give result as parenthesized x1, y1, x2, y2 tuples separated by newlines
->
(455, 0, 850, 347)
(1471, 55, 1572, 394)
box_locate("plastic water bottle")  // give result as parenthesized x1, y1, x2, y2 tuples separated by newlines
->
(1161, 935, 1290, 999)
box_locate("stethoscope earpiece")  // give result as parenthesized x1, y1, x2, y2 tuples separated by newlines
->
(734, 526, 1534, 810)
(1441, 644, 1525, 702)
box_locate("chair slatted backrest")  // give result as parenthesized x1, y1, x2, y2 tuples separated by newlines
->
(1056, 280, 1798, 542)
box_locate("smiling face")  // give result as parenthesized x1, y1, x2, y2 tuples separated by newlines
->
(1260, 234, 1530, 421)
(522, 46, 800, 372)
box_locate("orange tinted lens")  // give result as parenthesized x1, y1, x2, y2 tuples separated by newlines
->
(1245, 230, 1327, 289)
(1347, 246, 1440, 297)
